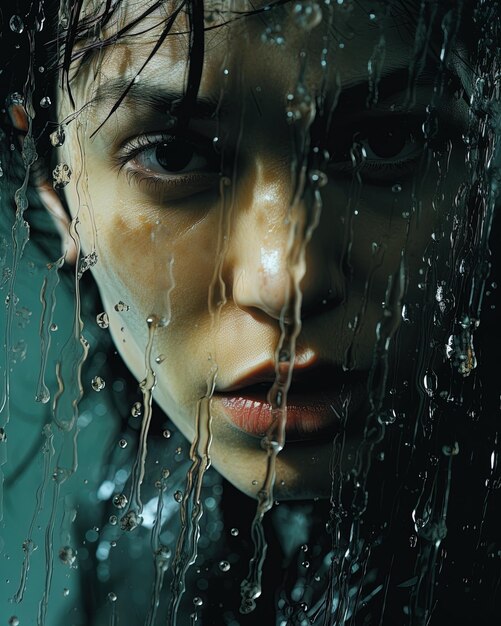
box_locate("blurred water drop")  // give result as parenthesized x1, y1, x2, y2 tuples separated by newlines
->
(8, 617, 20, 626)
(118, 439, 127, 449)
(96, 312, 109, 328)
(155, 354, 166, 364)
(162, 429, 171, 439)
(261, 24, 285, 45)
(52, 163, 71, 189)
(9, 15, 24, 33)
(219, 560, 231, 572)
(108, 592, 117, 602)
(442, 442, 460, 456)
(231, 528, 239, 537)
(62, 588, 69, 597)
(109, 515, 118, 525)
(293, 2, 323, 30)
(40, 96, 51, 108)
(392, 183, 402, 193)
(193, 597, 203, 607)
(309, 170, 328, 187)
(174, 490, 183, 503)
(91, 376, 105, 392)
(0, 428, 6, 442)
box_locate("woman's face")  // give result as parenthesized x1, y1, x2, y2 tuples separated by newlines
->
(58, 0, 468, 498)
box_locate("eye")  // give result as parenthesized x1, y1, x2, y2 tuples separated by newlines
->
(135, 136, 209, 175)
(115, 132, 221, 200)
(325, 115, 433, 183)
(361, 123, 419, 160)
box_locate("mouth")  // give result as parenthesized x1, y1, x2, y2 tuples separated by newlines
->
(213, 363, 368, 442)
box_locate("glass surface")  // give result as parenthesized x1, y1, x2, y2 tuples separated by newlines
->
(1, 1, 500, 624)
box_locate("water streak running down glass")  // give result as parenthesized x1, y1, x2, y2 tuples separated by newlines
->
(1, 1, 501, 625)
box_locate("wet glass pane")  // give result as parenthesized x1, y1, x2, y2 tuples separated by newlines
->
(1, 1, 501, 625)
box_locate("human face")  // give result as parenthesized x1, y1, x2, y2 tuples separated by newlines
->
(58, 0, 468, 499)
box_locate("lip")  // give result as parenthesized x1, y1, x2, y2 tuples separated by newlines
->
(214, 362, 368, 441)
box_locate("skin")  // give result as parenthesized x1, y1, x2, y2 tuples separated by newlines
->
(57, 0, 468, 499)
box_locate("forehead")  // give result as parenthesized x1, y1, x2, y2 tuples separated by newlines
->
(70, 0, 422, 108)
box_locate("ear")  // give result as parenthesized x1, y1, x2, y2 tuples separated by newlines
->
(8, 103, 78, 265)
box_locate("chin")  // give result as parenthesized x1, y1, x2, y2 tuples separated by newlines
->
(209, 418, 336, 501)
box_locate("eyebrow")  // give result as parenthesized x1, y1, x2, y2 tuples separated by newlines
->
(90, 78, 220, 119)
(334, 64, 462, 115)
(87, 60, 462, 133)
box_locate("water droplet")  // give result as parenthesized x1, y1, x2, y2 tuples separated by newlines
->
(293, 2, 323, 30)
(162, 429, 171, 439)
(114, 301, 130, 312)
(40, 96, 51, 108)
(118, 439, 127, 449)
(9, 15, 24, 33)
(174, 490, 183, 503)
(96, 312, 109, 328)
(63, 588, 69, 597)
(193, 596, 203, 607)
(175, 446, 182, 455)
(301, 544, 308, 552)
(109, 515, 118, 525)
(112, 493, 128, 509)
(391, 183, 402, 193)
(91, 376, 105, 392)
(219, 560, 231, 572)
(8, 617, 20, 626)
(230, 527, 239, 536)
(58, 546, 76, 566)
(261, 23, 285, 45)
(301, 560, 310, 568)
(377, 409, 397, 425)
(409, 535, 418, 548)
(52, 163, 72, 189)
(120, 510, 142, 531)
(108, 592, 117, 602)
(49, 127, 65, 147)
(131, 402, 142, 417)
(155, 353, 166, 364)
(0, 428, 7, 442)
(442, 441, 460, 456)
(309, 169, 328, 187)
(49, 323, 57, 332)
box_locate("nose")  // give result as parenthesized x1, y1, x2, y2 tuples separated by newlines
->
(227, 161, 341, 322)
